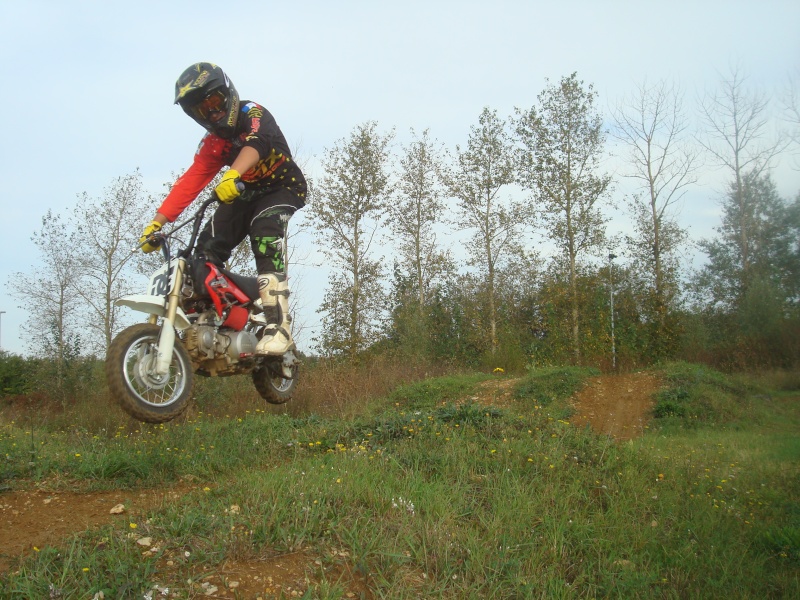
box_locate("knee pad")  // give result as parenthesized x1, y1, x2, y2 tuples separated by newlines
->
(253, 236, 286, 272)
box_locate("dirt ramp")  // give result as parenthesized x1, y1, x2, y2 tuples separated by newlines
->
(569, 372, 661, 441)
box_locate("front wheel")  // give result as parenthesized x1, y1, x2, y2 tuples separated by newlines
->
(252, 360, 297, 404)
(106, 323, 194, 423)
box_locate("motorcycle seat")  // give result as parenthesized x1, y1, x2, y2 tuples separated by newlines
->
(221, 268, 259, 302)
(191, 257, 260, 303)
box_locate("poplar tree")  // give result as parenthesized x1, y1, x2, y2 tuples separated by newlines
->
(515, 73, 612, 363)
(12, 211, 80, 361)
(388, 129, 453, 353)
(390, 129, 451, 306)
(698, 65, 789, 298)
(308, 122, 394, 357)
(72, 170, 152, 353)
(443, 107, 524, 355)
(11, 210, 83, 399)
(610, 80, 698, 358)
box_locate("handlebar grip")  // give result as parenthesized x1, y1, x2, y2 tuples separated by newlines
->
(135, 233, 163, 252)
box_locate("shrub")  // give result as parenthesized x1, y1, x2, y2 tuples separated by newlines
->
(0, 351, 37, 396)
(653, 361, 764, 425)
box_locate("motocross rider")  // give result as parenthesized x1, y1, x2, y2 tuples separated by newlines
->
(139, 62, 306, 357)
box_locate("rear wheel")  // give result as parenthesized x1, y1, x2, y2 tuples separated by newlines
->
(106, 323, 194, 423)
(252, 360, 297, 404)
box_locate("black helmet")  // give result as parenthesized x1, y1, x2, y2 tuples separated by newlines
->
(174, 63, 240, 139)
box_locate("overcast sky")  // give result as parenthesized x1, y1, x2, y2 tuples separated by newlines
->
(1, 0, 798, 356)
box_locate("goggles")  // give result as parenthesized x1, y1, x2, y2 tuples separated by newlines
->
(190, 90, 227, 121)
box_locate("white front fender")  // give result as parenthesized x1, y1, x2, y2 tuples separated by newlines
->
(115, 295, 192, 331)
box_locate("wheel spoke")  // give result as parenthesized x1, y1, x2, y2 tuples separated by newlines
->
(122, 336, 186, 408)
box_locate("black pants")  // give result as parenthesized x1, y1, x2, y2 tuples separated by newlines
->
(197, 187, 304, 275)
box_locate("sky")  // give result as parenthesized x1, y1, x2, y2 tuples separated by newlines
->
(1, 0, 798, 356)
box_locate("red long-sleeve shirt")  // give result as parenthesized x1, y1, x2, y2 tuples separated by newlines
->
(157, 101, 307, 222)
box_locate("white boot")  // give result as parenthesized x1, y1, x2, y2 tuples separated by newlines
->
(255, 273, 295, 356)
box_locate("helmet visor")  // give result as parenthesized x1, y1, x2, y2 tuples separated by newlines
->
(188, 90, 228, 122)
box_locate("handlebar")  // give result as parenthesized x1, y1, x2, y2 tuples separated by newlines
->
(135, 195, 220, 260)
(179, 195, 219, 259)
(140, 181, 247, 259)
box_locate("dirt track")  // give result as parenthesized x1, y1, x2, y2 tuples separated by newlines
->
(469, 371, 660, 441)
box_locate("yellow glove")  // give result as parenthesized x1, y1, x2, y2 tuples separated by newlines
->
(215, 169, 242, 203)
(139, 220, 163, 253)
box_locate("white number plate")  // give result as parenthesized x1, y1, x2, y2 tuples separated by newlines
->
(147, 259, 180, 297)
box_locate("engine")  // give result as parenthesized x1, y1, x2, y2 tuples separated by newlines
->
(182, 311, 260, 376)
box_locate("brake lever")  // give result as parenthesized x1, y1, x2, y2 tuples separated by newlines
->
(133, 232, 166, 252)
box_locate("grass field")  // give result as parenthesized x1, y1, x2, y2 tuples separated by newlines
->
(0, 363, 798, 598)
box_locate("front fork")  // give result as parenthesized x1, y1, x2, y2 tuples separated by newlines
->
(155, 258, 186, 375)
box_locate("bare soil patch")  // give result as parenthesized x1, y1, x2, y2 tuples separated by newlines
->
(569, 371, 661, 441)
(0, 485, 191, 573)
(467, 376, 520, 409)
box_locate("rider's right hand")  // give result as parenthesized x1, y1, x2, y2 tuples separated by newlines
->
(139, 220, 163, 253)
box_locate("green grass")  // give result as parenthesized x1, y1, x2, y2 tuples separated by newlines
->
(1, 365, 798, 598)
(513, 365, 599, 406)
(652, 361, 776, 427)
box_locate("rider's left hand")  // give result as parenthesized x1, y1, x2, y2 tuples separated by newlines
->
(215, 169, 242, 203)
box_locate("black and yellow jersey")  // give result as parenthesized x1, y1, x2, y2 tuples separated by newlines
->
(157, 100, 307, 222)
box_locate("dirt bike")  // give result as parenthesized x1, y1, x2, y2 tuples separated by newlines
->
(105, 195, 300, 423)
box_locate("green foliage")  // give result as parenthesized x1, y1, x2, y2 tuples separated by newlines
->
(695, 173, 799, 311)
(424, 276, 484, 364)
(0, 351, 103, 410)
(388, 374, 490, 410)
(526, 264, 654, 369)
(0, 351, 36, 396)
(434, 400, 505, 425)
(652, 387, 690, 418)
(652, 361, 762, 426)
(688, 174, 800, 368)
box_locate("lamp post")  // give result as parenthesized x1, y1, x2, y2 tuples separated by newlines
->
(0, 311, 5, 351)
(608, 254, 617, 370)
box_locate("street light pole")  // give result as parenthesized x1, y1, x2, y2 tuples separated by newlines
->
(0, 311, 5, 351)
(608, 254, 616, 370)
